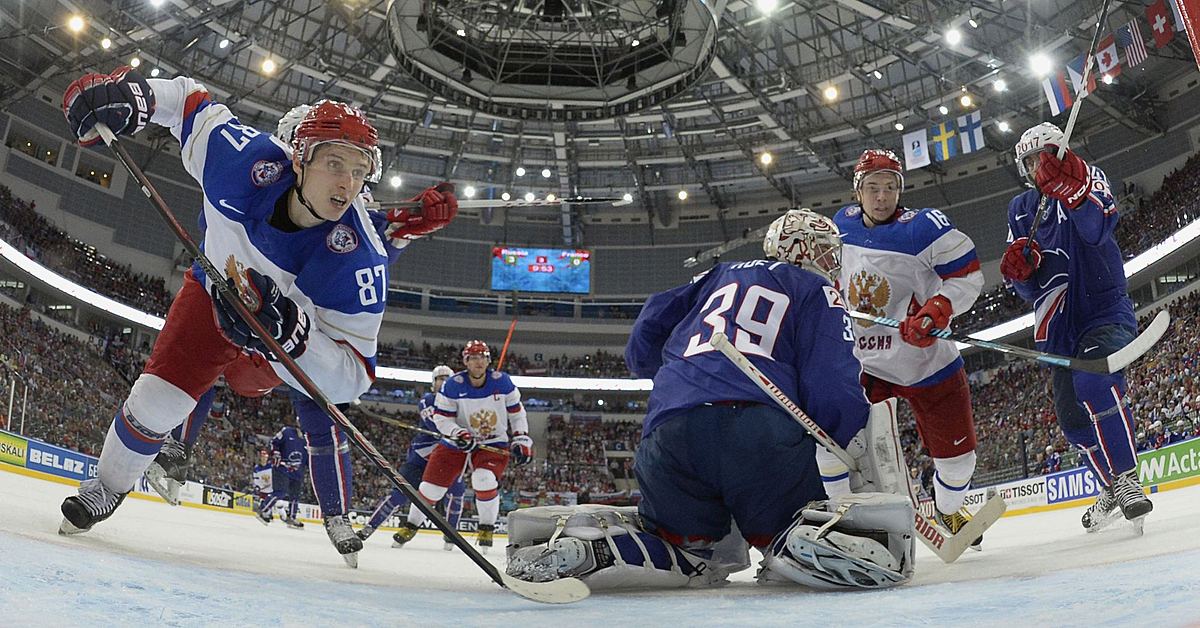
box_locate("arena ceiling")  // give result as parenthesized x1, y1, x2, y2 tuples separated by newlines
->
(0, 0, 1190, 244)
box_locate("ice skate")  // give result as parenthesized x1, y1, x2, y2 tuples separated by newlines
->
(507, 537, 605, 582)
(477, 523, 495, 554)
(59, 479, 128, 535)
(391, 522, 418, 548)
(443, 534, 456, 552)
(143, 437, 189, 506)
(1081, 485, 1121, 533)
(355, 525, 376, 542)
(324, 515, 363, 568)
(283, 516, 304, 530)
(1112, 469, 1153, 535)
(935, 508, 984, 550)
(255, 507, 273, 526)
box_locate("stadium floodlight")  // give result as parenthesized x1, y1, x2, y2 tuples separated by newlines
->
(389, 175, 402, 188)
(1030, 52, 1053, 78)
(218, 38, 230, 49)
(998, 121, 1011, 133)
(1102, 74, 1114, 85)
(759, 152, 773, 165)
(960, 94, 973, 108)
(463, 185, 476, 198)
(150, 68, 160, 77)
(894, 122, 904, 131)
(756, 0, 779, 13)
(67, 15, 86, 33)
(822, 85, 838, 101)
(130, 56, 141, 68)
(261, 58, 277, 74)
(993, 79, 1007, 92)
(515, 166, 526, 177)
(945, 28, 962, 45)
(677, 190, 688, 201)
(872, 70, 883, 80)
(938, 105, 949, 115)
(541, 168, 552, 178)
(501, 192, 511, 201)
(622, 193, 634, 202)
(524, 192, 535, 202)
(100, 37, 112, 49)
(546, 193, 557, 202)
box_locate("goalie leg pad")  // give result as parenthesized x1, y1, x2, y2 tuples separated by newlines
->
(759, 493, 915, 590)
(505, 505, 732, 590)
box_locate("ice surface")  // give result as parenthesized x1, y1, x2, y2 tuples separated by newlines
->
(2, 469, 1198, 626)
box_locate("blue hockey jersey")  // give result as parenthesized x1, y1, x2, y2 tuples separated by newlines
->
(271, 425, 307, 471)
(1006, 165, 1135, 356)
(626, 259, 871, 448)
(405, 392, 443, 465)
(146, 76, 403, 403)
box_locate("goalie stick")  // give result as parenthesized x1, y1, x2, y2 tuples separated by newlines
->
(710, 331, 1006, 563)
(94, 123, 589, 605)
(351, 402, 510, 456)
(848, 309, 1170, 374)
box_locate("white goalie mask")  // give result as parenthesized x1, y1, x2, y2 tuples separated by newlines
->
(276, 104, 312, 145)
(431, 364, 454, 392)
(763, 208, 842, 284)
(1014, 122, 1065, 187)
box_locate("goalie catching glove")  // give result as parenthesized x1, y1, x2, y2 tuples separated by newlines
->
(211, 268, 310, 360)
(62, 66, 155, 146)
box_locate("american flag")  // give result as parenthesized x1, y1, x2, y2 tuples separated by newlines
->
(1117, 19, 1150, 67)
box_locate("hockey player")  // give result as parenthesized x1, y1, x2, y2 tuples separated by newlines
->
(393, 341, 532, 553)
(251, 448, 275, 518)
(257, 423, 306, 528)
(355, 365, 466, 549)
(505, 209, 914, 590)
(57, 67, 458, 568)
(1002, 123, 1153, 532)
(834, 149, 986, 546)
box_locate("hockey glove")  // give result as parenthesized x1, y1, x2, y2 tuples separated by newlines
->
(384, 182, 458, 247)
(211, 268, 310, 360)
(899, 295, 952, 349)
(62, 66, 155, 146)
(510, 432, 534, 466)
(1000, 237, 1043, 282)
(444, 427, 479, 453)
(1035, 149, 1091, 209)
(272, 451, 282, 466)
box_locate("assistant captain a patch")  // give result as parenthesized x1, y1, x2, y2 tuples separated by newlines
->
(326, 224, 359, 253)
(250, 160, 286, 187)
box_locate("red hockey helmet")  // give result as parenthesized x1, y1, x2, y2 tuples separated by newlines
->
(462, 340, 491, 362)
(853, 149, 904, 192)
(292, 99, 382, 183)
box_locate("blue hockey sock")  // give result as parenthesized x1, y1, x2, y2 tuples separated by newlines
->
(366, 490, 405, 530)
(171, 387, 214, 448)
(1073, 372, 1138, 477)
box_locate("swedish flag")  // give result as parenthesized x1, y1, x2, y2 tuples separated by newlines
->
(930, 121, 959, 162)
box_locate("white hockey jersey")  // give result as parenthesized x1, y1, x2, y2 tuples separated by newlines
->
(834, 205, 984, 387)
(433, 369, 529, 446)
(146, 77, 396, 403)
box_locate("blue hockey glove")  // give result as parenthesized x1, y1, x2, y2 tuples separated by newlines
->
(510, 432, 533, 466)
(211, 268, 310, 360)
(443, 427, 478, 453)
(62, 66, 155, 146)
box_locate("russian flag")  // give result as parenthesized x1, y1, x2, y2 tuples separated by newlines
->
(1041, 70, 1074, 116)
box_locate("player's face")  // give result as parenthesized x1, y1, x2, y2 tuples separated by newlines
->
(464, 353, 490, 378)
(433, 375, 449, 393)
(294, 143, 370, 220)
(258, 451, 268, 464)
(857, 172, 901, 223)
(1023, 153, 1042, 180)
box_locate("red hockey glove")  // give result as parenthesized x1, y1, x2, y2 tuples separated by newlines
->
(509, 432, 533, 466)
(384, 182, 458, 246)
(443, 427, 478, 453)
(62, 66, 155, 146)
(1000, 237, 1043, 282)
(1035, 149, 1091, 209)
(899, 295, 952, 348)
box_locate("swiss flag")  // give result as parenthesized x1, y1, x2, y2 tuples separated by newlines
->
(1147, 0, 1176, 48)
(1094, 35, 1122, 77)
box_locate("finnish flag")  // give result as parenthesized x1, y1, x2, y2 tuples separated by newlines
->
(956, 111, 985, 154)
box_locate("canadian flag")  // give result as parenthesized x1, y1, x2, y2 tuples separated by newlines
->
(1094, 34, 1122, 78)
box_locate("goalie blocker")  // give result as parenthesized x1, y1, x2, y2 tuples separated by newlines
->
(505, 495, 915, 591)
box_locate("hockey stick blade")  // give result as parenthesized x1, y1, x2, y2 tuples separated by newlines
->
(917, 496, 1007, 564)
(1105, 309, 1170, 372)
(847, 310, 1168, 374)
(500, 572, 591, 604)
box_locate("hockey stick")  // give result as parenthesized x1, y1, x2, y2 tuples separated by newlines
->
(848, 309, 1170, 374)
(366, 195, 632, 212)
(352, 403, 510, 456)
(709, 332, 1006, 563)
(1024, 0, 1114, 255)
(94, 124, 588, 604)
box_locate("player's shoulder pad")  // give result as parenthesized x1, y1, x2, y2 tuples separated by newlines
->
(833, 204, 863, 226)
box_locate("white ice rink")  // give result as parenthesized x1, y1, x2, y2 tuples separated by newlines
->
(2, 467, 1198, 626)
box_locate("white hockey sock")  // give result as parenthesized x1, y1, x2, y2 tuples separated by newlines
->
(933, 451, 976, 515)
(96, 421, 158, 494)
(477, 497, 500, 526)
